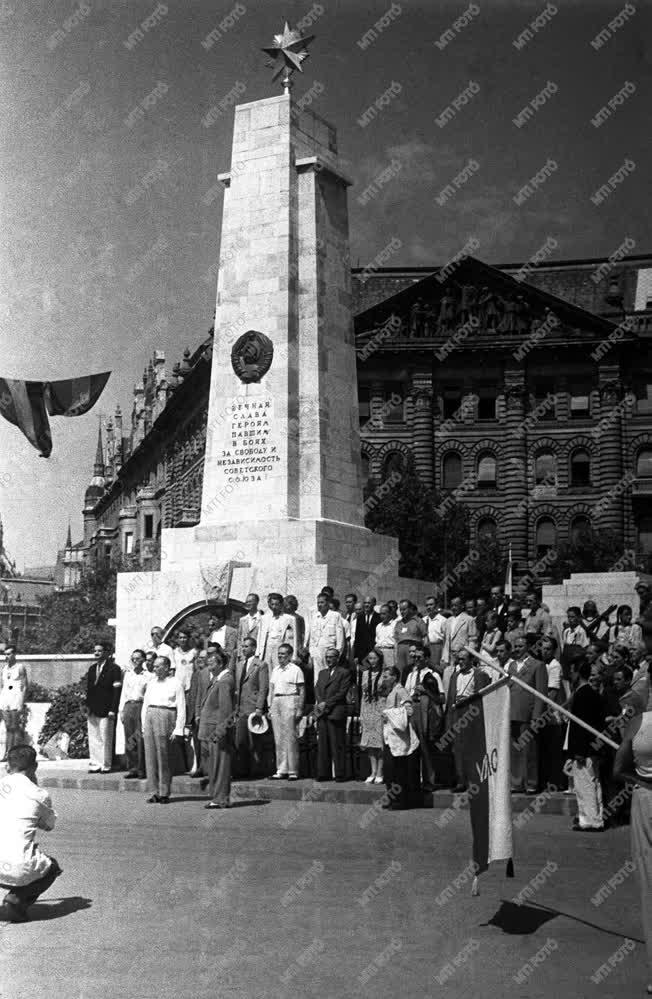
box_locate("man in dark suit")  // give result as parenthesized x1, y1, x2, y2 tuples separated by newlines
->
(313, 646, 351, 781)
(85, 641, 122, 773)
(234, 637, 269, 778)
(188, 644, 220, 786)
(353, 596, 381, 663)
(236, 593, 264, 657)
(445, 649, 491, 791)
(489, 586, 509, 633)
(198, 649, 235, 808)
(506, 634, 548, 794)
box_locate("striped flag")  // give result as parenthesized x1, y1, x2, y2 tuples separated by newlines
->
(460, 676, 514, 884)
(0, 372, 110, 457)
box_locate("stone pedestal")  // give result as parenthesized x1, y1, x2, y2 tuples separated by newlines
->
(115, 94, 431, 664)
(543, 570, 652, 636)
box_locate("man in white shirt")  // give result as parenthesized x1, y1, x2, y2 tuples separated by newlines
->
(146, 625, 174, 661)
(171, 629, 198, 693)
(0, 745, 62, 922)
(375, 603, 396, 669)
(424, 595, 448, 675)
(208, 608, 238, 664)
(118, 649, 150, 779)
(269, 643, 305, 780)
(441, 597, 478, 695)
(342, 592, 357, 665)
(305, 593, 345, 673)
(523, 594, 554, 643)
(256, 593, 295, 671)
(141, 656, 186, 803)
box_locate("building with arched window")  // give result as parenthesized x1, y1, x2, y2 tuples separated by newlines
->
(355, 252, 652, 576)
(62, 251, 652, 585)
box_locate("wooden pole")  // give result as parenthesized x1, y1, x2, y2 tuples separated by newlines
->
(464, 646, 619, 751)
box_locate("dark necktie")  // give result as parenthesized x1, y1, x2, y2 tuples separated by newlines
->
(239, 658, 250, 697)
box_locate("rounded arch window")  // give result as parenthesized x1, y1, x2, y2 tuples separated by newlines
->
(535, 516, 556, 557)
(570, 515, 591, 546)
(570, 449, 591, 486)
(442, 452, 462, 490)
(477, 452, 497, 487)
(535, 451, 556, 486)
(637, 448, 652, 478)
(477, 516, 497, 543)
(382, 451, 405, 481)
(638, 515, 652, 553)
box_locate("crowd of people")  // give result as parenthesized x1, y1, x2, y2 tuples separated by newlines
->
(1, 583, 651, 971)
(71, 583, 652, 826)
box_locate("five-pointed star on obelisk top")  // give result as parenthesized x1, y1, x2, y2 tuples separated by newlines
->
(262, 21, 315, 89)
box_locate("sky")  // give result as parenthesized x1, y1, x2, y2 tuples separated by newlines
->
(0, 0, 650, 570)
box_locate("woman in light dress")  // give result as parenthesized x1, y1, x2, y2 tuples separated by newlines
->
(359, 650, 386, 784)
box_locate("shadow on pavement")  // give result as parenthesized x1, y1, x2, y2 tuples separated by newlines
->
(482, 900, 645, 944)
(28, 896, 93, 921)
(482, 901, 557, 934)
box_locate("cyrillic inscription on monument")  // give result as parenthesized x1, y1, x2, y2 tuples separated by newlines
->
(214, 396, 282, 486)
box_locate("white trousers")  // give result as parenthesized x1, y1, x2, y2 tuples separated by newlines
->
(87, 714, 115, 769)
(572, 756, 603, 829)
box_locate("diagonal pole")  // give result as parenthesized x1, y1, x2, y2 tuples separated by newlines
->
(464, 646, 619, 750)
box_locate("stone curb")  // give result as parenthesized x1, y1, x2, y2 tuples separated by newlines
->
(38, 773, 578, 814)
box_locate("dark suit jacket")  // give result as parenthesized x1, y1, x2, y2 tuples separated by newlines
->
(189, 665, 212, 726)
(445, 667, 491, 728)
(492, 603, 509, 633)
(314, 666, 351, 723)
(198, 671, 235, 743)
(508, 656, 548, 723)
(235, 654, 269, 715)
(292, 613, 306, 651)
(353, 611, 381, 661)
(85, 659, 122, 717)
(568, 684, 606, 757)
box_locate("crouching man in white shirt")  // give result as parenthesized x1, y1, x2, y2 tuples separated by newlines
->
(0, 745, 62, 922)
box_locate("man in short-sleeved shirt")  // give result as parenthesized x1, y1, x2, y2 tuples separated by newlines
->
(0, 745, 63, 921)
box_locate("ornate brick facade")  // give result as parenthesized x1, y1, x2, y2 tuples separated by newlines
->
(64, 252, 652, 584)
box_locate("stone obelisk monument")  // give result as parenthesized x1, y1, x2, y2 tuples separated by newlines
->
(115, 27, 423, 662)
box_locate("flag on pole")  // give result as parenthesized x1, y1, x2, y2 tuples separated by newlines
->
(459, 676, 514, 889)
(504, 542, 513, 598)
(0, 372, 110, 457)
(44, 373, 111, 418)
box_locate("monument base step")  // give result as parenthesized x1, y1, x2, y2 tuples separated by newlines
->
(33, 765, 579, 814)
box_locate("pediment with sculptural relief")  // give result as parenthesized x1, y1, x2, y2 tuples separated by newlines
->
(354, 255, 623, 352)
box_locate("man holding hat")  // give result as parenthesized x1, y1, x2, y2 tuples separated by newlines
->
(234, 636, 269, 778)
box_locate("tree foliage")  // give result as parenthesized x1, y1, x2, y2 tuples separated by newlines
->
(553, 525, 626, 581)
(364, 469, 472, 587)
(23, 563, 119, 654)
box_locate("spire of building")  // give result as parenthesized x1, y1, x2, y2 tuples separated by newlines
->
(65, 522, 72, 549)
(85, 421, 107, 511)
(94, 422, 105, 477)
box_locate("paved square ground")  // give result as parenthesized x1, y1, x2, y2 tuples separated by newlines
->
(1, 789, 647, 998)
